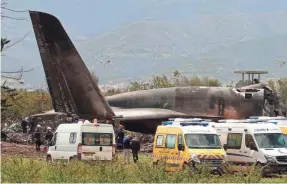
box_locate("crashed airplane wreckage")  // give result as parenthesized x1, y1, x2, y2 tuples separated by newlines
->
(29, 11, 286, 133)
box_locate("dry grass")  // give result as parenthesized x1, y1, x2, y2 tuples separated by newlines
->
(1, 154, 286, 183)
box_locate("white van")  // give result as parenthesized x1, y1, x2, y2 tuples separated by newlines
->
(212, 122, 287, 176)
(46, 121, 116, 162)
(248, 116, 287, 140)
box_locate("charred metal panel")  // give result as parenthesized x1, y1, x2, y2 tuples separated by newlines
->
(107, 88, 174, 109)
(29, 11, 75, 114)
(108, 86, 265, 124)
(218, 98, 225, 116)
(174, 87, 210, 112)
(29, 11, 115, 119)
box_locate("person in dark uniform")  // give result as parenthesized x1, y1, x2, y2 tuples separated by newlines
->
(29, 117, 37, 134)
(131, 136, 140, 163)
(34, 125, 42, 151)
(21, 117, 28, 133)
(117, 125, 125, 149)
(45, 127, 54, 146)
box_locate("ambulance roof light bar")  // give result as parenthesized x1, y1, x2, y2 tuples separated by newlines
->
(218, 119, 246, 123)
(266, 121, 278, 125)
(162, 121, 173, 125)
(162, 121, 209, 127)
(249, 116, 287, 120)
(169, 118, 203, 122)
(245, 119, 266, 123)
(259, 116, 287, 120)
(177, 122, 209, 127)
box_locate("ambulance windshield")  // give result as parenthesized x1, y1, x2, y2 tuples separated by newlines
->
(254, 133, 287, 148)
(185, 134, 222, 149)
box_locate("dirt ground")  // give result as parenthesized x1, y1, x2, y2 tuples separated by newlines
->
(1, 142, 47, 158)
(0, 142, 151, 159)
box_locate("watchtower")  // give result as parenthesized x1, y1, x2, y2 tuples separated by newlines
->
(234, 70, 268, 85)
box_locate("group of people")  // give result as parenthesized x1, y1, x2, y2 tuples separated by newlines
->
(21, 116, 38, 134)
(21, 116, 54, 152)
(33, 125, 54, 151)
(23, 116, 141, 158)
(116, 125, 141, 164)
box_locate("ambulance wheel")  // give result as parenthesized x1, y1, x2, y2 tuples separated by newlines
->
(256, 162, 263, 167)
(46, 155, 52, 163)
(260, 166, 271, 178)
(217, 168, 224, 176)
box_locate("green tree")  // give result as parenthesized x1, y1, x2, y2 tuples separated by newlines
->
(126, 71, 221, 92)
(1, 90, 53, 122)
(277, 78, 287, 106)
(1, 3, 31, 113)
(104, 88, 122, 96)
(268, 78, 287, 106)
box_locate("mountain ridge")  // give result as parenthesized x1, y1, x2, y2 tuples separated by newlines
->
(2, 11, 287, 87)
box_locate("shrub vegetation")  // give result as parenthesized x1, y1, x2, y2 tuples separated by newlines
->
(1, 155, 286, 183)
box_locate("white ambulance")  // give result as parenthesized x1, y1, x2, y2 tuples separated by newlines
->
(248, 116, 287, 140)
(212, 122, 287, 176)
(46, 120, 116, 162)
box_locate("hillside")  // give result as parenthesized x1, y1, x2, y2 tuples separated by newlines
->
(2, 11, 287, 87)
(76, 11, 287, 84)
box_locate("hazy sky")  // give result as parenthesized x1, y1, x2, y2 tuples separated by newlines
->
(3, 0, 287, 38)
(1, 0, 287, 88)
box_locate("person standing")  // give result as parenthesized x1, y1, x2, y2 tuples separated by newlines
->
(34, 125, 42, 152)
(21, 117, 28, 133)
(29, 117, 37, 134)
(45, 127, 54, 146)
(123, 135, 132, 164)
(131, 136, 140, 163)
(117, 125, 125, 149)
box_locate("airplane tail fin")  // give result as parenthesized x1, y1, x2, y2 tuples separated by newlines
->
(29, 11, 115, 119)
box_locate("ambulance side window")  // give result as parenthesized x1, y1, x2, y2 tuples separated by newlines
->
(69, 133, 77, 144)
(245, 134, 255, 148)
(156, 135, 164, 147)
(227, 133, 242, 149)
(166, 134, 176, 149)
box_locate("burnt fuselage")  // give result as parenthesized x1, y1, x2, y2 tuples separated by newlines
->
(106, 86, 264, 132)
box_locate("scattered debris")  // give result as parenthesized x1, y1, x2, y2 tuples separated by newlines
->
(263, 85, 287, 116)
(135, 133, 154, 152)
(5, 133, 32, 144)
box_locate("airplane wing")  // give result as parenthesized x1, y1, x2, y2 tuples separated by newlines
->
(112, 107, 223, 120)
(111, 107, 223, 133)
